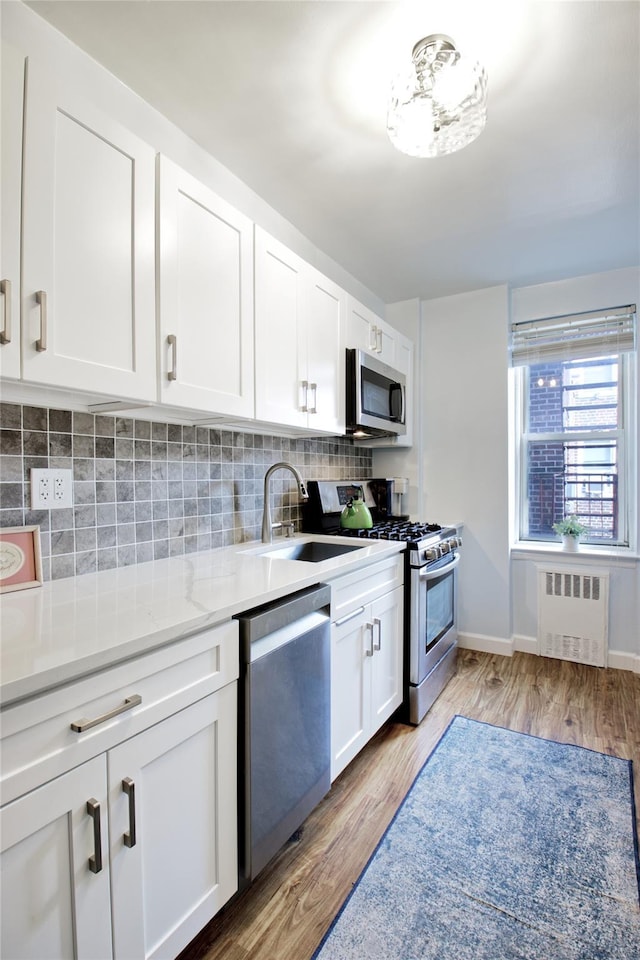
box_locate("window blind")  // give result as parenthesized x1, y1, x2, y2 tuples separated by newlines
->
(510, 304, 637, 366)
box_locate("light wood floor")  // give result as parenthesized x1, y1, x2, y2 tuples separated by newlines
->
(179, 650, 640, 960)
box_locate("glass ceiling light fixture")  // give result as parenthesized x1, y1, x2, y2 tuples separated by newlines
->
(387, 34, 488, 158)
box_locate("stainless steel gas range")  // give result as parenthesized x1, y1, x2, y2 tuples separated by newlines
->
(302, 479, 462, 725)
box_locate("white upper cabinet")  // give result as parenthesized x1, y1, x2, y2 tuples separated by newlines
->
(254, 227, 346, 434)
(306, 267, 346, 434)
(21, 58, 156, 400)
(157, 156, 254, 417)
(0, 37, 24, 381)
(347, 296, 396, 365)
(347, 295, 414, 448)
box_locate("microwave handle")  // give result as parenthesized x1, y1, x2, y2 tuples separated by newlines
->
(389, 382, 404, 423)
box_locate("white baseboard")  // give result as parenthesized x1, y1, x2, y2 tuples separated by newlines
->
(457, 633, 514, 656)
(458, 632, 639, 673)
(512, 634, 538, 655)
(607, 649, 640, 673)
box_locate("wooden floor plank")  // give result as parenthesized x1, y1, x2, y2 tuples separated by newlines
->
(179, 650, 640, 960)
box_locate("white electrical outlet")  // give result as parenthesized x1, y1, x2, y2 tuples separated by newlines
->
(31, 469, 74, 510)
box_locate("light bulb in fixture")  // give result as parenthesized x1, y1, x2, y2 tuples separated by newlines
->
(387, 34, 487, 158)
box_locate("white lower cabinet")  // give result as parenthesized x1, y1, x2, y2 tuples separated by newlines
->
(330, 557, 404, 780)
(109, 687, 237, 960)
(0, 756, 113, 960)
(0, 623, 239, 960)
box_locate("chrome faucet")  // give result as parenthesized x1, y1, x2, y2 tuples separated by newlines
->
(261, 462, 309, 543)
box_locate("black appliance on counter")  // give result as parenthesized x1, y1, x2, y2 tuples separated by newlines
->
(302, 479, 462, 725)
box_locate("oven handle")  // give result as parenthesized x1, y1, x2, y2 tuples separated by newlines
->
(419, 553, 460, 581)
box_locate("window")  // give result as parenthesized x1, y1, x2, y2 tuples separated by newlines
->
(512, 305, 637, 546)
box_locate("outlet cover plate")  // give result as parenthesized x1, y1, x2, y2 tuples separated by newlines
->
(30, 468, 74, 510)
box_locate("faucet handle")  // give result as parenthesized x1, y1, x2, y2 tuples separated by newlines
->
(282, 521, 296, 538)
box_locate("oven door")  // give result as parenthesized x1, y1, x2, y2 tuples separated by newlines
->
(409, 553, 459, 685)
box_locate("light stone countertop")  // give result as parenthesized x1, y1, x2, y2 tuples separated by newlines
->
(0, 535, 405, 707)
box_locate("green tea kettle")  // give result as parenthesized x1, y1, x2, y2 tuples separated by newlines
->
(340, 495, 373, 530)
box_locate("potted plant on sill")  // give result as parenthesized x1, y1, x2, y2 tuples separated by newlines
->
(552, 515, 587, 552)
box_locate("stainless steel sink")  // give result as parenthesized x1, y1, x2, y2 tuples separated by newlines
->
(260, 541, 365, 562)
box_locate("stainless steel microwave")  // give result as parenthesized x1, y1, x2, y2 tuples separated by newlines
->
(346, 349, 406, 439)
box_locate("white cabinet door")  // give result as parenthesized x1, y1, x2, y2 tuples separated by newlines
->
(1, 756, 113, 960)
(331, 577, 404, 781)
(254, 227, 307, 428)
(255, 228, 346, 433)
(348, 295, 415, 449)
(370, 586, 404, 732)
(158, 157, 254, 417)
(347, 296, 396, 365)
(21, 59, 156, 400)
(331, 608, 371, 781)
(109, 686, 237, 960)
(0, 36, 24, 380)
(307, 268, 346, 434)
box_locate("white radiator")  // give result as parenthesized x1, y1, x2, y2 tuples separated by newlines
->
(537, 566, 609, 667)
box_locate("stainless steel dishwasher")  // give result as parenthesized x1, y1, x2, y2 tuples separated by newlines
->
(235, 583, 331, 886)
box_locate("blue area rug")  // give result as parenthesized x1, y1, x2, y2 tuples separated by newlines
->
(313, 716, 640, 960)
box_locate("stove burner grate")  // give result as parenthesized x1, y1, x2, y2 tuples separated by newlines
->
(340, 520, 443, 543)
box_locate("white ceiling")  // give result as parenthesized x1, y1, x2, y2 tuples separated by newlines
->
(25, 0, 640, 304)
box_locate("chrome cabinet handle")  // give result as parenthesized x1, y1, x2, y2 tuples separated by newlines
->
(309, 382, 317, 414)
(365, 622, 374, 657)
(70, 694, 142, 733)
(122, 777, 137, 848)
(0, 279, 11, 345)
(334, 604, 366, 628)
(301, 379, 309, 413)
(167, 334, 177, 381)
(369, 325, 378, 353)
(36, 290, 47, 352)
(373, 617, 382, 651)
(86, 799, 103, 873)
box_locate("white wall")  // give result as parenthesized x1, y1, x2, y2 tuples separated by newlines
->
(382, 269, 639, 669)
(373, 299, 422, 517)
(420, 286, 511, 646)
(510, 266, 640, 666)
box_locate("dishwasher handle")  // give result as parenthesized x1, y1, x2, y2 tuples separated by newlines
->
(235, 583, 331, 645)
(248, 610, 329, 663)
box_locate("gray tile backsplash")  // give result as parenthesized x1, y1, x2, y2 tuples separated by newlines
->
(0, 403, 372, 581)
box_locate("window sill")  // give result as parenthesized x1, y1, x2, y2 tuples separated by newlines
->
(511, 542, 638, 567)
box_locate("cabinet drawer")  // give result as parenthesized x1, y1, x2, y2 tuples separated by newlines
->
(0, 621, 238, 805)
(331, 555, 404, 623)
